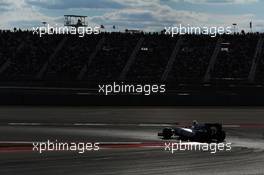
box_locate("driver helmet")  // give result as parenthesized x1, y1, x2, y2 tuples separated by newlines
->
(192, 120, 198, 126)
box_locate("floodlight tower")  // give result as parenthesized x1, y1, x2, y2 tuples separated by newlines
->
(232, 23, 237, 34)
(42, 21, 47, 27)
(64, 15, 88, 28)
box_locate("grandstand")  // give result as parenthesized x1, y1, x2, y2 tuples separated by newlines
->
(0, 29, 264, 89)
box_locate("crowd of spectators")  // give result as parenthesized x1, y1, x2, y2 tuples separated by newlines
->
(168, 35, 216, 83)
(255, 51, 264, 83)
(0, 30, 263, 85)
(212, 34, 259, 80)
(0, 30, 61, 81)
(84, 32, 139, 82)
(0, 30, 24, 67)
(127, 33, 177, 81)
(45, 34, 102, 81)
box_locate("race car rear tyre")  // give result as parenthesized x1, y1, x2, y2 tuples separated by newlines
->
(216, 131, 226, 142)
(162, 128, 173, 139)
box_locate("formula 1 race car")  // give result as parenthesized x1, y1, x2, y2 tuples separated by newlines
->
(158, 121, 226, 143)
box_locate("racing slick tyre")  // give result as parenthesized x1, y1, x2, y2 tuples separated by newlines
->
(162, 128, 173, 139)
(216, 131, 226, 142)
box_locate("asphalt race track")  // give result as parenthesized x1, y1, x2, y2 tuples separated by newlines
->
(1, 107, 264, 175)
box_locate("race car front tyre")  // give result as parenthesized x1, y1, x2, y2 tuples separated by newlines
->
(162, 128, 173, 139)
(216, 131, 226, 142)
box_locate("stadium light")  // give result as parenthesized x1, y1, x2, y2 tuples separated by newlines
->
(250, 21, 253, 33)
(232, 23, 237, 34)
(42, 22, 47, 27)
